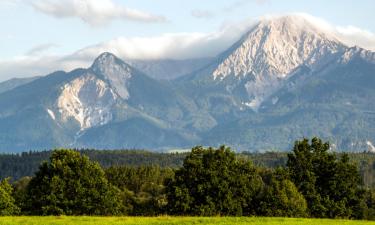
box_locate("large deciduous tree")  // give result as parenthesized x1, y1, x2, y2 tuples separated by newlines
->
(287, 137, 366, 218)
(24, 149, 122, 215)
(166, 146, 263, 216)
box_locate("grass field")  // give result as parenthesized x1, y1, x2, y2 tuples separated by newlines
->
(0, 217, 375, 225)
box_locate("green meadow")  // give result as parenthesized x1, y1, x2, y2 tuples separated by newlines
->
(0, 217, 374, 225)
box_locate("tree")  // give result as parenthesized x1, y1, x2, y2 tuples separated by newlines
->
(258, 168, 307, 217)
(166, 146, 263, 216)
(105, 165, 174, 215)
(287, 137, 365, 218)
(364, 189, 375, 220)
(0, 178, 20, 215)
(24, 149, 122, 215)
(12, 176, 32, 211)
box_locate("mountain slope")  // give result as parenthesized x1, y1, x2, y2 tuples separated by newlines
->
(128, 57, 213, 80)
(0, 15, 375, 152)
(177, 15, 346, 113)
(0, 76, 41, 94)
(0, 53, 207, 152)
(203, 46, 375, 151)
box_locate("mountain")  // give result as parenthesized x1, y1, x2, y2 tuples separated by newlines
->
(176, 15, 375, 151)
(0, 76, 41, 94)
(202, 46, 375, 151)
(128, 58, 213, 80)
(0, 15, 375, 152)
(178, 15, 346, 111)
(0, 53, 210, 152)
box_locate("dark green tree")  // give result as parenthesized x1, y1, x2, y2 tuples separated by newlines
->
(105, 165, 174, 215)
(24, 149, 122, 215)
(258, 169, 307, 217)
(12, 176, 32, 211)
(364, 189, 375, 220)
(0, 178, 20, 215)
(287, 137, 365, 218)
(166, 146, 263, 216)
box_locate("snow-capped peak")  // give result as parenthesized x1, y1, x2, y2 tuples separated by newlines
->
(91, 52, 132, 100)
(213, 15, 346, 80)
(212, 14, 347, 111)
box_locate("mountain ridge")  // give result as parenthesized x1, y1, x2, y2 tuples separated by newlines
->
(0, 14, 374, 152)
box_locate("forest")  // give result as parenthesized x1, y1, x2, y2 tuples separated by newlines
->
(1, 138, 375, 219)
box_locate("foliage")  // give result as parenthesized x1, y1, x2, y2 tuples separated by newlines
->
(0, 178, 20, 215)
(24, 149, 122, 215)
(0, 150, 185, 180)
(2, 150, 375, 190)
(12, 176, 31, 211)
(166, 146, 263, 216)
(287, 137, 365, 218)
(0, 138, 374, 218)
(105, 165, 174, 215)
(257, 168, 307, 217)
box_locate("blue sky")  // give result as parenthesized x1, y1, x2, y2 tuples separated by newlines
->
(0, 0, 374, 80)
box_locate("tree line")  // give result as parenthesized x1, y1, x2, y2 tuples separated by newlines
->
(1, 137, 375, 219)
(2, 148, 375, 189)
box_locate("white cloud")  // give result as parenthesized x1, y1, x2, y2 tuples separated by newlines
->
(336, 26, 375, 51)
(28, 0, 166, 26)
(26, 43, 59, 56)
(298, 13, 375, 50)
(260, 12, 375, 51)
(1, 13, 375, 82)
(0, 20, 255, 81)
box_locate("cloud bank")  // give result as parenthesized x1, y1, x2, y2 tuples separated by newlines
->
(29, 0, 166, 26)
(26, 43, 59, 56)
(1, 13, 375, 81)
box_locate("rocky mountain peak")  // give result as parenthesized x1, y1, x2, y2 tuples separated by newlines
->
(213, 15, 346, 81)
(91, 52, 120, 68)
(211, 15, 347, 111)
(90, 52, 132, 100)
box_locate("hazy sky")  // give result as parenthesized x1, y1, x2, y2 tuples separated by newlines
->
(0, 0, 374, 81)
